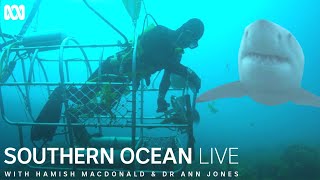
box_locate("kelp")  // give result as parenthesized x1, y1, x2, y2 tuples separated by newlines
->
(207, 101, 218, 114)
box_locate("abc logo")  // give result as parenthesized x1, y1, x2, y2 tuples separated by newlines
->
(4, 5, 25, 21)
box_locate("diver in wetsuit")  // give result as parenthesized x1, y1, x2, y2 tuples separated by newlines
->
(67, 18, 204, 113)
(31, 18, 204, 145)
(138, 18, 204, 112)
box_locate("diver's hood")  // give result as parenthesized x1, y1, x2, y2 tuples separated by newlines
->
(176, 18, 204, 42)
(176, 18, 204, 49)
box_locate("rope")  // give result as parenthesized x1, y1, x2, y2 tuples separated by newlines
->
(83, 0, 129, 46)
(18, 0, 42, 36)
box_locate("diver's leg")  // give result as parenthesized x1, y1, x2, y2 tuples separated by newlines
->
(66, 110, 92, 147)
(68, 60, 116, 105)
(31, 86, 64, 142)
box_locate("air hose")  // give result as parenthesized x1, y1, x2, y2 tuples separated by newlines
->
(18, 0, 42, 36)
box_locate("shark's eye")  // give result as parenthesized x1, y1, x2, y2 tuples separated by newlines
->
(287, 34, 293, 45)
(277, 33, 282, 41)
(245, 30, 249, 38)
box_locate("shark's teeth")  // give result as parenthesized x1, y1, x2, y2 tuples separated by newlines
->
(244, 52, 289, 63)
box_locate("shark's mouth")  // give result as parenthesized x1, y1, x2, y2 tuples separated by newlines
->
(242, 52, 289, 64)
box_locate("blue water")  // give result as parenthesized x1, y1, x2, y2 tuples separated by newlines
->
(0, 0, 320, 173)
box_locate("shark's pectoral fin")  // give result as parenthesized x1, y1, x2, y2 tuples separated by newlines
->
(291, 89, 320, 107)
(196, 81, 246, 103)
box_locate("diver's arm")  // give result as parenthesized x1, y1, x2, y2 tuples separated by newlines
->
(157, 70, 171, 112)
(167, 63, 188, 77)
(159, 70, 171, 99)
(167, 63, 201, 92)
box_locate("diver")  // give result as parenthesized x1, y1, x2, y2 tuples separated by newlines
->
(31, 18, 204, 146)
(138, 18, 204, 112)
(69, 18, 204, 112)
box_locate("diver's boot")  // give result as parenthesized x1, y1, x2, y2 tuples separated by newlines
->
(156, 98, 170, 113)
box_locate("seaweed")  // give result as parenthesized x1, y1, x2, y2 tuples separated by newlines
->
(207, 101, 218, 114)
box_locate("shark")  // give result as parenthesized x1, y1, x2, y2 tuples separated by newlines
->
(196, 20, 320, 107)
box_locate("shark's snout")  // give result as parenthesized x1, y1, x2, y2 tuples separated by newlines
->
(198, 20, 319, 108)
(245, 20, 283, 44)
(238, 19, 304, 96)
(240, 20, 290, 62)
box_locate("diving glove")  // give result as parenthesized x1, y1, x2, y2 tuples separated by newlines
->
(145, 75, 151, 86)
(187, 69, 201, 92)
(156, 98, 170, 113)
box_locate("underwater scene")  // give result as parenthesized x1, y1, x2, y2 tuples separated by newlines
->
(0, 0, 320, 179)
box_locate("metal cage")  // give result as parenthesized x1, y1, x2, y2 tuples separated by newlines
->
(0, 35, 196, 173)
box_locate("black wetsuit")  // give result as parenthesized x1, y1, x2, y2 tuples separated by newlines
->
(33, 25, 200, 143)
(139, 25, 200, 99)
(69, 25, 200, 106)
